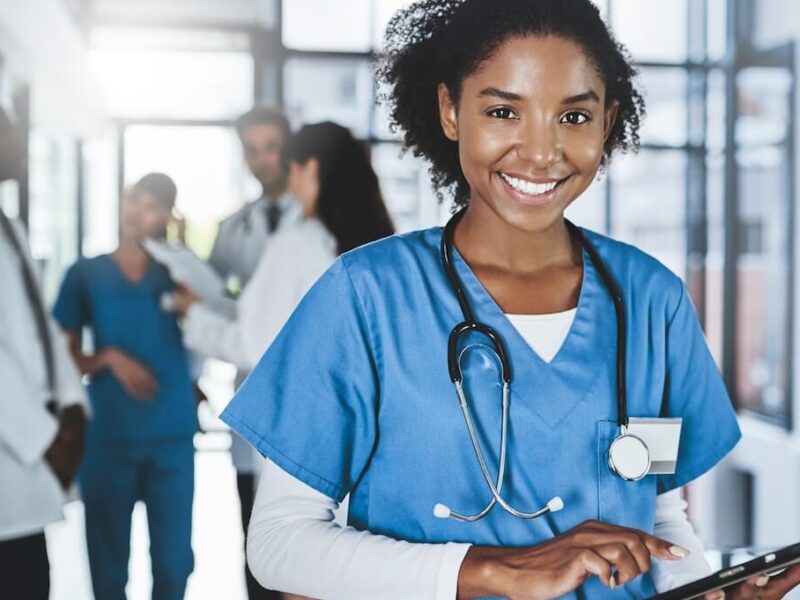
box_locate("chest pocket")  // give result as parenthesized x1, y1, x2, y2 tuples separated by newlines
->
(596, 420, 657, 527)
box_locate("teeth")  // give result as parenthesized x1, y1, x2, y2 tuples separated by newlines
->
(500, 173, 560, 196)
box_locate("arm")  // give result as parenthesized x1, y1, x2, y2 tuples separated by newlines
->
(182, 232, 330, 370)
(0, 338, 58, 467)
(650, 488, 712, 592)
(248, 458, 470, 600)
(249, 460, 688, 600)
(61, 330, 157, 401)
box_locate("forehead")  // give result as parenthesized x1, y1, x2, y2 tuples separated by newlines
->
(465, 35, 606, 99)
(129, 190, 168, 210)
(241, 123, 285, 146)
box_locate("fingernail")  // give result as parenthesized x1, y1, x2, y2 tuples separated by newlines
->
(708, 591, 725, 600)
(609, 574, 617, 589)
(669, 545, 690, 558)
(756, 575, 770, 587)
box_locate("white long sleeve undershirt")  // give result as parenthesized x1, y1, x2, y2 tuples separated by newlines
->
(247, 460, 711, 598)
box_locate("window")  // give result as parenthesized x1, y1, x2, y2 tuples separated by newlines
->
(89, 49, 254, 120)
(282, 0, 372, 52)
(283, 58, 373, 138)
(124, 125, 255, 258)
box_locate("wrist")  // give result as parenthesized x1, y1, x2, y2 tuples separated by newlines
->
(98, 348, 117, 369)
(457, 546, 510, 599)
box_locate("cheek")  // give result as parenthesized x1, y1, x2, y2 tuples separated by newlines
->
(457, 119, 511, 176)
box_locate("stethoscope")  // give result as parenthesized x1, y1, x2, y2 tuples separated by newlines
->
(433, 208, 651, 523)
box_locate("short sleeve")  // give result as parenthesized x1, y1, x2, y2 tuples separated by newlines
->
(52, 261, 89, 333)
(657, 283, 741, 493)
(220, 257, 379, 501)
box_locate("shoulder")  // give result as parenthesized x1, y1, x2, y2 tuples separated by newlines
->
(580, 227, 685, 313)
(65, 254, 106, 278)
(268, 219, 336, 258)
(340, 227, 438, 274)
(217, 201, 260, 232)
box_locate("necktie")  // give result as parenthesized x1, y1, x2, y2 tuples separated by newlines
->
(0, 209, 57, 414)
(265, 202, 282, 234)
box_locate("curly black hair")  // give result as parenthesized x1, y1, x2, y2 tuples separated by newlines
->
(377, 0, 645, 206)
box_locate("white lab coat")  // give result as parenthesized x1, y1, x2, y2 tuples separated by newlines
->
(184, 217, 337, 372)
(0, 219, 88, 541)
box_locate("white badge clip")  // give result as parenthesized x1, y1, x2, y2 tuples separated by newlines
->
(625, 417, 683, 475)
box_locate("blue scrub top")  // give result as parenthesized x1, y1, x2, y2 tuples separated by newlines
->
(222, 226, 741, 598)
(54, 255, 197, 443)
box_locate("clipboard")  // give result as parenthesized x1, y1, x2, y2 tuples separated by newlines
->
(648, 542, 800, 599)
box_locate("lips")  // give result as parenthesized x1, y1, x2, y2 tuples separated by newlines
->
(497, 171, 570, 207)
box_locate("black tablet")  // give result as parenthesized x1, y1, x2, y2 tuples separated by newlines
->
(647, 542, 800, 600)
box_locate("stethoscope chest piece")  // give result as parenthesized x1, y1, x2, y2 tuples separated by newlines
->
(608, 430, 651, 481)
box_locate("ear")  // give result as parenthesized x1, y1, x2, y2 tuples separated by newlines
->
(307, 157, 320, 180)
(437, 83, 459, 142)
(603, 99, 620, 143)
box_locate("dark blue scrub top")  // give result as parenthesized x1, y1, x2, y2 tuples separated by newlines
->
(54, 254, 197, 443)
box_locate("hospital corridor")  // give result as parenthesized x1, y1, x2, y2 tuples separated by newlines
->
(2, 1, 800, 599)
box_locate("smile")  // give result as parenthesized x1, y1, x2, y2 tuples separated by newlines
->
(498, 172, 563, 196)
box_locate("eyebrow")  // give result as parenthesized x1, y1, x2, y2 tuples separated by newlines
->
(477, 87, 601, 105)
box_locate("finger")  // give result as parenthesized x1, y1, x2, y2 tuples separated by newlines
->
(573, 527, 653, 573)
(577, 521, 685, 563)
(703, 590, 725, 600)
(730, 575, 767, 600)
(766, 563, 800, 597)
(574, 548, 615, 589)
(593, 543, 643, 586)
(640, 532, 690, 562)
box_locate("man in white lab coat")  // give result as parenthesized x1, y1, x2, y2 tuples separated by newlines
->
(208, 106, 299, 600)
(0, 106, 87, 599)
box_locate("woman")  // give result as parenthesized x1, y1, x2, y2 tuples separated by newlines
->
(217, 2, 800, 599)
(54, 173, 196, 600)
(173, 121, 394, 371)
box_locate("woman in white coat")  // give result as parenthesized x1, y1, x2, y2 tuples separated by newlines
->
(174, 121, 394, 377)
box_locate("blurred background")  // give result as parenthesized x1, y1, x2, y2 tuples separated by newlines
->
(0, 0, 798, 598)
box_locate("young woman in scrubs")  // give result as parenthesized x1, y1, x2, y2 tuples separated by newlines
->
(54, 173, 196, 600)
(172, 122, 394, 372)
(220, 1, 800, 598)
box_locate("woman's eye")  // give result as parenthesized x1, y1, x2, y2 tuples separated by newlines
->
(561, 111, 591, 125)
(488, 107, 516, 120)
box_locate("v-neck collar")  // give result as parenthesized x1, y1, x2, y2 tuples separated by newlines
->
(447, 229, 617, 429)
(106, 253, 155, 288)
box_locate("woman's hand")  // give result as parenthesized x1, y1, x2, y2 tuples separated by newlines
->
(457, 519, 689, 600)
(705, 564, 800, 600)
(172, 282, 200, 315)
(103, 348, 159, 401)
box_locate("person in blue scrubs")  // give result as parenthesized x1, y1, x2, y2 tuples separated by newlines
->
(221, 1, 800, 598)
(54, 173, 196, 600)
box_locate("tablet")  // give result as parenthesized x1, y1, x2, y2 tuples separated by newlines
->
(648, 542, 800, 599)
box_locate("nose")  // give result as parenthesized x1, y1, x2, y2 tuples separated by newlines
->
(515, 120, 563, 169)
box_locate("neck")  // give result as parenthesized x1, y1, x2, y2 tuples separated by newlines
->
(454, 201, 579, 274)
(115, 236, 148, 261)
(262, 183, 286, 203)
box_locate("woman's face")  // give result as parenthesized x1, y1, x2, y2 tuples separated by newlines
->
(288, 158, 320, 217)
(119, 190, 171, 241)
(438, 35, 618, 233)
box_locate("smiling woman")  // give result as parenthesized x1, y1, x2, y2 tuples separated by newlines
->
(207, 2, 798, 600)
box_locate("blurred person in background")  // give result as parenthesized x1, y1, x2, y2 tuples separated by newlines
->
(0, 105, 88, 600)
(174, 120, 394, 373)
(206, 105, 300, 600)
(173, 122, 394, 600)
(54, 173, 197, 600)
